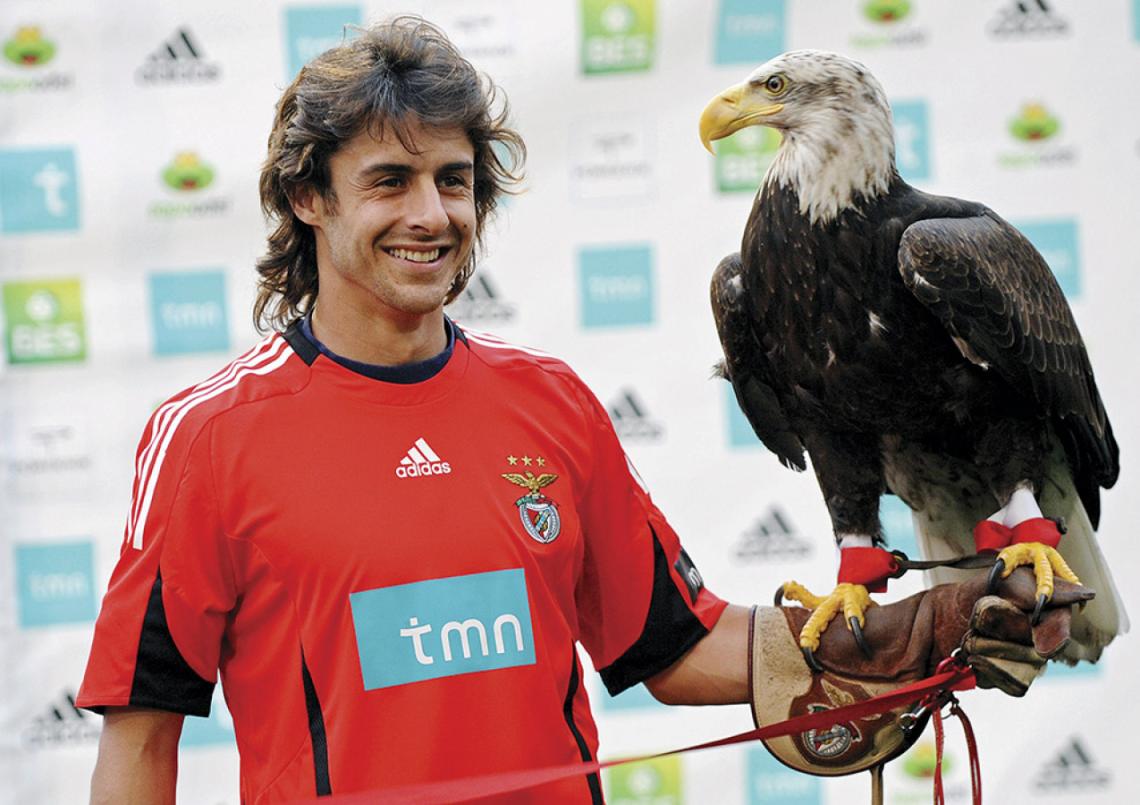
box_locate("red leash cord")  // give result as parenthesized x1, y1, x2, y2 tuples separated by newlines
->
(296, 661, 979, 804)
(931, 654, 982, 805)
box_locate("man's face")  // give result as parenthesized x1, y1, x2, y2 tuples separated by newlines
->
(300, 118, 477, 325)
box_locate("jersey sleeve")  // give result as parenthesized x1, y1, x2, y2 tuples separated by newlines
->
(77, 406, 236, 716)
(570, 380, 727, 696)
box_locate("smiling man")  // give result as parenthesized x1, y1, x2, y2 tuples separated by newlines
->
(78, 17, 1071, 805)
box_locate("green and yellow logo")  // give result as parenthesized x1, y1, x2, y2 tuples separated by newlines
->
(4, 26, 56, 67)
(3, 278, 87, 364)
(162, 151, 215, 192)
(864, 0, 912, 23)
(605, 756, 681, 804)
(902, 742, 952, 779)
(1010, 103, 1060, 142)
(581, 0, 655, 75)
(715, 125, 782, 193)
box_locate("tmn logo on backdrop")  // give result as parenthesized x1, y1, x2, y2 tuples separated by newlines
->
(578, 245, 654, 328)
(714, 125, 781, 193)
(580, 0, 655, 75)
(1, 26, 73, 92)
(149, 270, 230, 355)
(1033, 737, 1111, 792)
(0, 148, 80, 233)
(851, 0, 928, 48)
(714, 0, 785, 65)
(446, 272, 516, 323)
(734, 506, 812, 562)
(2, 278, 87, 364)
(605, 756, 682, 805)
(14, 541, 96, 628)
(136, 27, 221, 84)
(22, 690, 101, 748)
(988, 0, 1069, 38)
(1015, 219, 1080, 299)
(607, 388, 664, 442)
(997, 102, 1076, 169)
(284, 5, 362, 79)
(891, 100, 930, 183)
(570, 119, 654, 201)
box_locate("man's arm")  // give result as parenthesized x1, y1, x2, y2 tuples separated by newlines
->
(644, 604, 752, 705)
(90, 706, 184, 805)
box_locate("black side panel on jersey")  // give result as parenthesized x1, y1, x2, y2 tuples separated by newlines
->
(301, 653, 332, 796)
(563, 654, 604, 804)
(598, 528, 710, 696)
(127, 572, 214, 716)
(283, 320, 319, 365)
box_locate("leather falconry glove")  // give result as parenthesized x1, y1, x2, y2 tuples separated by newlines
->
(750, 567, 1094, 777)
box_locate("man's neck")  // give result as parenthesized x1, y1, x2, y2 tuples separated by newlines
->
(310, 304, 448, 366)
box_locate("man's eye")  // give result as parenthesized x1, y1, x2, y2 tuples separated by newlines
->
(377, 177, 403, 188)
(441, 175, 469, 188)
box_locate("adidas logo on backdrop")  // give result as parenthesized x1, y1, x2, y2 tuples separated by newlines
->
(136, 27, 221, 84)
(989, 0, 1069, 38)
(395, 438, 451, 478)
(734, 506, 812, 561)
(447, 273, 515, 323)
(1033, 737, 1111, 791)
(22, 690, 100, 747)
(607, 389, 664, 442)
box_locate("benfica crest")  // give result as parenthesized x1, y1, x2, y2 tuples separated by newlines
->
(501, 470, 561, 543)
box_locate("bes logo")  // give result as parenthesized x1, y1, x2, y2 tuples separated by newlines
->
(715, 0, 785, 65)
(350, 569, 535, 689)
(606, 757, 682, 805)
(581, 0, 655, 75)
(149, 270, 230, 355)
(4, 26, 55, 67)
(714, 125, 781, 193)
(748, 746, 821, 804)
(15, 541, 97, 628)
(3, 279, 86, 364)
(891, 100, 931, 182)
(1015, 219, 1080, 299)
(864, 0, 911, 23)
(284, 5, 362, 79)
(163, 151, 214, 192)
(1010, 102, 1060, 141)
(0, 148, 80, 233)
(578, 245, 654, 328)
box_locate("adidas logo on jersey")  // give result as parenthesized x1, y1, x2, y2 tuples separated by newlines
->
(395, 438, 452, 478)
(1033, 737, 1111, 791)
(22, 689, 101, 748)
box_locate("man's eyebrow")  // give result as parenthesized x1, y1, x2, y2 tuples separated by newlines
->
(354, 161, 474, 181)
(439, 161, 474, 173)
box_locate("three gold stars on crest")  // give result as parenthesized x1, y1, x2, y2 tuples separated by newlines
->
(506, 455, 545, 467)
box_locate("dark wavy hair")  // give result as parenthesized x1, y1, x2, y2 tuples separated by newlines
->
(254, 16, 525, 332)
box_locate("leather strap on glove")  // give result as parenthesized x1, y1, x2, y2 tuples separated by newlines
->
(749, 568, 1093, 776)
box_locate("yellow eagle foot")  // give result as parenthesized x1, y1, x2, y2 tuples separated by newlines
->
(987, 542, 1080, 623)
(775, 581, 877, 672)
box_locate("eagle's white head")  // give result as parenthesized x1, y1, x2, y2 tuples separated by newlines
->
(699, 50, 897, 225)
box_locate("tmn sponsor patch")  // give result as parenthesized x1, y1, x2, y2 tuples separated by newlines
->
(350, 569, 535, 690)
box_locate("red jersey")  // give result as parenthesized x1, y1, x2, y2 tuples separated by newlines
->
(78, 322, 726, 803)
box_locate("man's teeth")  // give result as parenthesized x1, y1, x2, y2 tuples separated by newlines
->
(388, 247, 441, 263)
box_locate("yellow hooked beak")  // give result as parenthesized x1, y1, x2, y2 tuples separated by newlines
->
(699, 82, 784, 154)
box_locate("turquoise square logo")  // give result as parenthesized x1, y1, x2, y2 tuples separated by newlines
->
(149, 270, 230, 355)
(0, 148, 80, 233)
(579, 245, 654, 328)
(15, 541, 96, 628)
(892, 100, 930, 183)
(748, 747, 821, 804)
(350, 569, 536, 690)
(880, 494, 918, 558)
(1134, 0, 1140, 41)
(1016, 219, 1080, 299)
(182, 687, 236, 747)
(284, 5, 362, 79)
(714, 0, 785, 64)
(725, 384, 762, 448)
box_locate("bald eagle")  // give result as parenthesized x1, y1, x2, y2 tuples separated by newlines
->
(699, 50, 1126, 665)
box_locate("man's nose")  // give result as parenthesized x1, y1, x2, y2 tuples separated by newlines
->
(404, 179, 449, 233)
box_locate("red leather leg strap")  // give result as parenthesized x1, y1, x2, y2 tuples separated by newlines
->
(973, 520, 1012, 552)
(1011, 517, 1063, 548)
(837, 547, 898, 593)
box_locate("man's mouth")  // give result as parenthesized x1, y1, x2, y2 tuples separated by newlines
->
(384, 247, 445, 263)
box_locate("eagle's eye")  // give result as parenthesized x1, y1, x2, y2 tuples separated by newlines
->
(764, 75, 786, 95)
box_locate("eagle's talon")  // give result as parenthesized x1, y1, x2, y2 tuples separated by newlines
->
(774, 584, 786, 607)
(1032, 593, 1048, 625)
(802, 646, 823, 673)
(850, 616, 872, 659)
(986, 557, 1006, 594)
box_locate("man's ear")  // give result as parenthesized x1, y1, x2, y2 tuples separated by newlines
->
(290, 186, 324, 228)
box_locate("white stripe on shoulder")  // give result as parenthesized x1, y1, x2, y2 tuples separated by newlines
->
(127, 335, 292, 550)
(463, 329, 556, 359)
